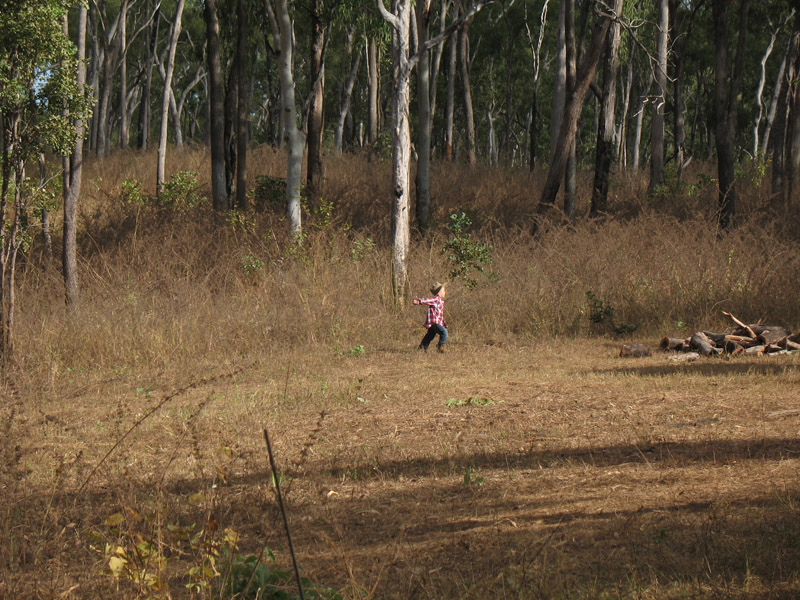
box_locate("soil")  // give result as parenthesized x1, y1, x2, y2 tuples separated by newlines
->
(3, 339, 800, 599)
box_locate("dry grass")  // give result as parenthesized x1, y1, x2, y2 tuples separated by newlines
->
(2, 147, 800, 599)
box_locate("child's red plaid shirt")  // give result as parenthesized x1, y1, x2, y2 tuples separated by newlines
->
(416, 296, 446, 328)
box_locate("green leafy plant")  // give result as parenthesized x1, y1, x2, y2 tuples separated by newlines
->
(463, 466, 484, 487)
(585, 290, 638, 336)
(351, 237, 375, 260)
(160, 170, 204, 210)
(254, 175, 287, 213)
(241, 254, 265, 274)
(443, 212, 494, 287)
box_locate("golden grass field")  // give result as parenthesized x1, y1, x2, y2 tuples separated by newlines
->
(2, 147, 800, 599)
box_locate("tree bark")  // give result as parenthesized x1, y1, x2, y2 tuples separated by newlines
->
(156, 0, 185, 195)
(367, 36, 379, 146)
(563, 0, 576, 220)
(590, 5, 621, 217)
(265, 0, 305, 237)
(204, 0, 228, 210)
(378, 0, 414, 303)
(459, 14, 477, 165)
(550, 0, 566, 162)
(444, 9, 458, 161)
(335, 28, 361, 153)
(713, 0, 749, 230)
(536, 0, 622, 225)
(415, 0, 433, 228)
(63, 5, 88, 309)
(138, 1, 160, 151)
(119, 0, 130, 149)
(236, 0, 249, 210)
(648, 0, 668, 196)
(306, 0, 325, 199)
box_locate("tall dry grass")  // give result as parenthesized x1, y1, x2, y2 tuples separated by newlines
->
(12, 146, 800, 387)
(4, 146, 800, 599)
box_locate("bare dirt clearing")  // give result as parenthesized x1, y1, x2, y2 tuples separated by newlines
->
(4, 338, 800, 599)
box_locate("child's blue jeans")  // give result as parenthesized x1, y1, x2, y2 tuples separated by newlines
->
(420, 324, 447, 349)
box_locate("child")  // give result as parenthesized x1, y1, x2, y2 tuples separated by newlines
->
(413, 282, 448, 353)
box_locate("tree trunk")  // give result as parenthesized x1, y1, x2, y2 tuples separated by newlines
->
(713, 0, 749, 230)
(265, 0, 305, 237)
(119, 0, 129, 149)
(367, 36, 379, 146)
(415, 0, 433, 228)
(335, 29, 361, 153)
(444, 13, 458, 160)
(536, 0, 622, 224)
(377, 0, 414, 303)
(460, 16, 477, 165)
(648, 0, 668, 196)
(138, 2, 160, 151)
(550, 0, 566, 162)
(632, 74, 652, 170)
(761, 33, 793, 157)
(306, 0, 325, 199)
(204, 0, 228, 211)
(237, 0, 249, 210)
(617, 37, 634, 168)
(156, 0, 186, 195)
(224, 56, 238, 199)
(590, 6, 622, 217)
(63, 5, 88, 309)
(563, 0, 576, 220)
(525, 0, 550, 171)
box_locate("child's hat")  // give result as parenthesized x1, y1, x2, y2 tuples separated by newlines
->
(430, 281, 447, 295)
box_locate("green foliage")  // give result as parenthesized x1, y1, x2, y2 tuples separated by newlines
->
(121, 171, 205, 211)
(241, 254, 265, 274)
(160, 171, 205, 209)
(585, 291, 638, 336)
(463, 466, 484, 486)
(254, 175, 287, 213)
(442, 212, 495, 288)
(97, 508, 339, 599)
(350, 237, 376, 260)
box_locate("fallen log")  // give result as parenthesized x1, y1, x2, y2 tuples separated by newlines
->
(691, 331, 719, 356)
(660, 337, 689, 351)
(722, 311, 758, 339)
(620, 343, 651, 357)
(744, 345, 766, 355)
(724, 340, 744, 356)
(755, 325, 793, 345)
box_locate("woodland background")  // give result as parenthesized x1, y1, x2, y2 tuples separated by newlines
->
(3, 1, 800, 598)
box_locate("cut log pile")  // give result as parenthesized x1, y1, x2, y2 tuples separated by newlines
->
(660, 311, 800, 357)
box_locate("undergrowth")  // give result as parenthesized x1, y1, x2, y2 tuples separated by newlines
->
(3, 147, 800, 598)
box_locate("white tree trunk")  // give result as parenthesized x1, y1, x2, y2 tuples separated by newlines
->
(156, 0, 185, 194)
(647, 0, 668, 195)
(378, 0, 413, 303)
(266, 0, 305, 237)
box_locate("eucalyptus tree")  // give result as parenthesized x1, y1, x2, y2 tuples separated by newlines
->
(156, 0, 186, 194)
(712, 0, 749, 230)
(536, 0, 623, 226)
(378, 0, 491, 303)
(589, 0, 622, 216)
(263, 0, 305, 237)
(203, 0, 228, 210)
(63, 4, 89, 309)
(647, 0, 668, 196)
(0, 0, 89, 354)
(334, 23, 362, 153)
